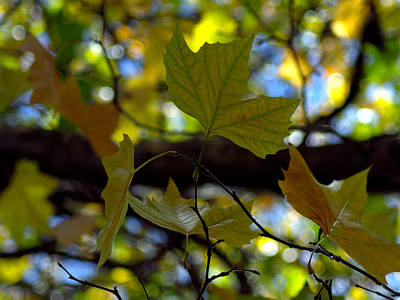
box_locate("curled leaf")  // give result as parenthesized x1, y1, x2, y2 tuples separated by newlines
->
(128, 177, 258, 248)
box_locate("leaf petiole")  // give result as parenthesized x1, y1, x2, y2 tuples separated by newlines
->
(135, 151, 177, 173)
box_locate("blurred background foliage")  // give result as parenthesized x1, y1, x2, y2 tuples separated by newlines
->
(1, 0, 400, 299)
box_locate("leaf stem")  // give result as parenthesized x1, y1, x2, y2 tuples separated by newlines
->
(173, 151, 400, 295)
(135, 151, 177, 173)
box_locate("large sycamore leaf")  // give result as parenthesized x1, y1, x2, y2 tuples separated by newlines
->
(93, 134, 136, 269)
(164, 24, 299, 158)
(278, 145, 400, 283)
(128, 177, 258, 248)
(58, 76, 119, 158)
(19, 33, 62, 105)
(0, 159, 58, 244)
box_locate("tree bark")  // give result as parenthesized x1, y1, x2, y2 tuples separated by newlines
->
(1, 127, 399, 194)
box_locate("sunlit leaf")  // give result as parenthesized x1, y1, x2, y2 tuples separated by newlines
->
(0, 159, 58, 244)
(128, 177, 258, 248)
(0, 257, 29, 285)
(19, 33, 62, 105)
(331, 0, 370, 38)
(58, 75, 119, 158)
(279, 145, 400, 283)
(93, 134, 137, 269)
(164, 24, 299, 158)
(189, 9, 237, 52)
(51, 215, 98, 248)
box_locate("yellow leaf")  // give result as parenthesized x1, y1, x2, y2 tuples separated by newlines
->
(128, 177, 258, 248)
(18, 34, 118, 157)
(92, 134, 136, 269)
(164, 24, 300, 158)
(0, 159, 58, 244)
(278, 145, 400, 283)
(18, 33, 62, 105)
(94, 134, 258, 269)
(58, 75, 119, 158)
(278, 49, 312, 88)
(51, 215, 98, 248)
(189, 9, 237, 52)
(331, 0, 370, 39)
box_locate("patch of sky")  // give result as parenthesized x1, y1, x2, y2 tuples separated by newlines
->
(149, 0, 163, 14)
(177, 0, 200, 18)
(306, 131, 343, 147)
(125, 216, 143, 235)
(331, 103, 359, 136)
(146, 227, 168, 245)
(306, 72, 327, 117)
(55, 259, 97, 285)
(173, 265, 191, 285)
(48, 214, 70, 228)
(386, 273, 400, 292)
(331, 275, 351, 296)
(298, 251, 319, 269)
(22, 268, 42, 285)
(300, 30, 319, 50)
(340, 38, 360, 67)
(253, 198, 292, 239)
(251, 35, 282, 63)
(265, 78, 297, 98)
(307, 49, 321, 66)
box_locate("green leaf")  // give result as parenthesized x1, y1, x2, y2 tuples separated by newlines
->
(279, 145, 400, 284)
(128, 177, 258, 248)
(0, 159, 57, 244)
(93, 134, 136, 269)
(164, 23, 299, 158)
(0, 67, 31, 111)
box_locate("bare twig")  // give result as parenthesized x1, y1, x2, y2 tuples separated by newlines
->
(356, 284, 395, 300)
(173, 152, 400, 296)
(58, 262, 123, 300)
(138, 277, 150, 300)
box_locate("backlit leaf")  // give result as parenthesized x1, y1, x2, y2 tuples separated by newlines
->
(51, 215, 98, 248)
(93, 134, 137, 269)
(58, 76, 119, 158)
(279, 145, 400, 283)
(164, 24, 299, 158)
(128, 177, 258, 248)
(0, 159, 58, 244)
(19, 33, 62, 105)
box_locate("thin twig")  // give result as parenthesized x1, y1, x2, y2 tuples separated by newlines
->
(192, 164, 211, 300)
(356, 284, 395, 300)
(173, 152, 400, 296)
(58, 262, 123, 300)
(138, 277, 150, 300)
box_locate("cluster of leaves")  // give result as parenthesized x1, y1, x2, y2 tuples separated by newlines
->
(91, 25, 400, 299)
(1, 0, 400, 300)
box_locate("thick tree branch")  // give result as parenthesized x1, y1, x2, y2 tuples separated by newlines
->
(1, 127, 400, 194)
